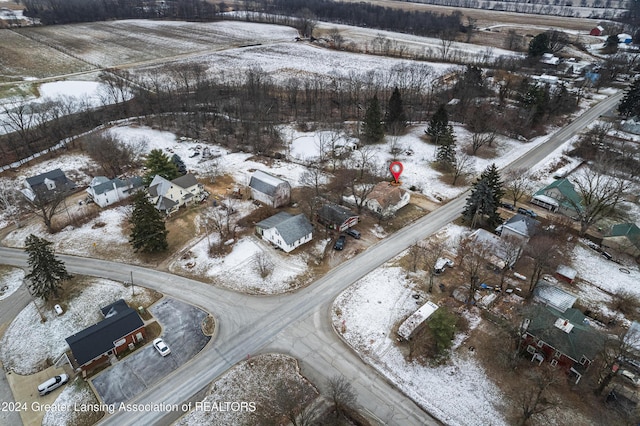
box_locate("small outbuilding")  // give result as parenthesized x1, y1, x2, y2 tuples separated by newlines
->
(248, 171, 291, 208)
(255, 212, 313, 253)
(556, 265, 577, 284)
(590, 25, 604, 36)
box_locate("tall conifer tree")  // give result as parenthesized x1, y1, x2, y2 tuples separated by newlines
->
(25, 234, 71, 301)
(362, 95, 384, 144)
(129, 192, 168, 253)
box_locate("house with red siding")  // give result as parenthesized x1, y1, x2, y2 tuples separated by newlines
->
(522, 305, 604, 384)
(66, 299, 146, 374)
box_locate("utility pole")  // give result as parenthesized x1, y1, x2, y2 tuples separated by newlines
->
(130, 270, 135, 296)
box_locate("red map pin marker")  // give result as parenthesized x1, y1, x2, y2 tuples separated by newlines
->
(389, 161, 403, 184)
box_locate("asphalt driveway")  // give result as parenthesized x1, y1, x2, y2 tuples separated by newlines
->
(92, 297, 210, 405)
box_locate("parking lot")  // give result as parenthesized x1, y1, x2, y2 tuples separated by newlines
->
(92, 298, 210, 404)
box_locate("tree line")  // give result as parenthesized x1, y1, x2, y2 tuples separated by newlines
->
(21, 0, 223, 25)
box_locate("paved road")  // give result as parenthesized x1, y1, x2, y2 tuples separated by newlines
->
(0, 91, 624, 425)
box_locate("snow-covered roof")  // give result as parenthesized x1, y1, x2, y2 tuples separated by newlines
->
(533, 280, 578, 313)
(397, 301, 438, 340)
(249, 170, 289, 196)
(503, 214, 539, 238)
(556, 265, 577, 281)
(257, 212, 313, 245)
(172, 173, 198, 189)
(532, 194, 559, 208)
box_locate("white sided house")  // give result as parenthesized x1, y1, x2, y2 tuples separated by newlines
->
(255, 212, 313, 253)
(147, 173, 205, 215)
(86, 176, 143, 208)
(249, 171, 291, 208)
(365, 182, 410, 218)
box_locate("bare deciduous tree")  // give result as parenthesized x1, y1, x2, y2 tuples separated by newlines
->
(253, 252, 274, 278)
(327, 375, 357, 419)
(524, 235, 560, 296)
(451, 150, 475, 186)
(469, 131, 497, 155)
(422, 239, 447, 292)
(270, 378, 319, 426)
(458, 236, 491, 305)
(504, 169, 533, 208)
(515, 367, 560, 425)
(568, 166, 629, 236)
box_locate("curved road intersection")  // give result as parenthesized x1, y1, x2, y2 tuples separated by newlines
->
(0, 91, 623, 425)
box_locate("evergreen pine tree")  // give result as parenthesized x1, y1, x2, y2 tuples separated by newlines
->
(528, 32, 550, 57)
(618, 78, 640, 117)
(425, 104, 449, 145)
(463, 164, 504, 228)
(143, 149, 180, 184)
(129, 192, 168, 253)
(24, 234, 71, 301)
(361, 95, 384, 144)
(436, 125, 456, 170)
(171, 154, 187, 175)
(384, 86, 407, 134)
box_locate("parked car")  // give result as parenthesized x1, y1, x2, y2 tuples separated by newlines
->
(333, 235, 346, 250)
(345, 229, 361, 239)
(153, 338, 171, 356)
(38, 374, 68, 396)
(620, 370, 640, 387)
(601, 251, 613, 260)
(500, 202, 515, 211)
(517, 207, 538, 218)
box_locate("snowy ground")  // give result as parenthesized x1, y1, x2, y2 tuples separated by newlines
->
(177, 353, 318, 425)
(0, 277, 156, 375)
(0, 266, 24, 301)
(41, 379, 103, 426)
(331, 256, 507, 426)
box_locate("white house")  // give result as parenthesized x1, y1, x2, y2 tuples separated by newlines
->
(364, 182, 410, 218)
(496, 214, 539, 242)
(147, 173, 205, 215)
(86, 176, 143, 208)
(255, 212, 313, 253)
(248, 171, 291, 208)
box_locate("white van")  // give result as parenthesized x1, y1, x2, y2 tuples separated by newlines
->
(38, 374, 68, 396)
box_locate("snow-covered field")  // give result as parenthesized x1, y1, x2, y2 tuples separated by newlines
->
(332, 260, 507, 426)
(571, 244, 640, 297)
(177, 353, 317, 425)
(0, 277, 156, 374)
(0, 267, 24, 301)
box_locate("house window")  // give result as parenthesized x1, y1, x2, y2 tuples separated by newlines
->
(550, 359, 558, 367)
(526, 345, 536, 354)
(580, 356, 589, 365)
(553, 350, 561, 359)
(536, 340, 544, 348)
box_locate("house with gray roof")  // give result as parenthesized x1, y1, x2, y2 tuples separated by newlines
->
(86, 176, 143, 208)
(497, 213, 539, 242)
(147, 173, 205, 215)
(21, 168, 76, 202)
(532, 178, 582, 216)
(65, 299, 146, 374)
(523, 304, 604, 384)
(256, 212, 313, 253)
(248, 171, 291, 208)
